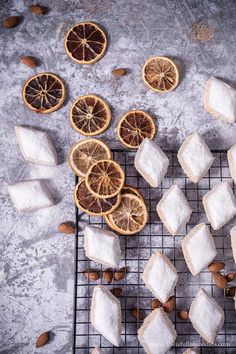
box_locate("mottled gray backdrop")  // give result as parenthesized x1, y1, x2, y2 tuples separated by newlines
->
(0, 0, 236, 353)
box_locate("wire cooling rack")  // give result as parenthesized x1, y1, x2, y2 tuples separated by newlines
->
(73, 150, 236, 354)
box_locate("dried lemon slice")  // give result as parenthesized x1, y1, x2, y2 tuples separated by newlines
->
(117, 110, 156, 149)
(68, 138, 111, 177)
(142, 56, 179, 93)
(85, 159, 125, 198)
(64, 22, 107, 65)
(74, 180, 121, 216)
(107, 193, 148, 235)
(22, 72, 66, 113)
(70, 95, 111, 136)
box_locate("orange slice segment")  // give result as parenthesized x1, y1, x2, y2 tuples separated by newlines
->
(85, 159, 125, 198)
(117, 110, 156, 149)
(22, 72, 66, 113)
(64, 22, 107, 65)
(70, 94, 111, 136)
(68, 138, 111, 177)
(74, 180, 121, 216)
(107, 193, 148, 235)
(142, 56, 179, 93)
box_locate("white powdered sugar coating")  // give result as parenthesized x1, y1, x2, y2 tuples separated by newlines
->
(156, 184, 192, 235)
(203, 181, 236, 230)
(84, 226, 121, 268)
(206, 77, 236, 123)
(138, 308, 176, 354)
(182, 223, 217, 276)
(92, 347, 104, 354)
(227, 144, 236, 183)
(7, 180, 54, 212)
(189, 288, 224, 344)
(142, 251, 178, 303)
(134, 138, 169, 188)
(178, 132, 214, 182)
(230, 225, 236, 263)
(91, 285, 121, 347)
(15, 125, 58, 166)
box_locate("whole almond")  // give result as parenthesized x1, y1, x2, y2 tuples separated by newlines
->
(225, 272, 235, 282)
(21, 56, 37, 68)
(130, 308, 145, 321)
(110, 287, 122, 297)
(213, 273, 228, 289)
(178, 309, 189, 320)
(114, 267, 126, 281)
(111, 68, 126, 77)
(151, 298, 162, 310)
(3, 16, 20, 28)
(208, 261, 225, 273)
(36, 331, 49, 348)
(58, 222, 75, 234)
(103, 269, 113, 284)
(83, 269, 100, 281)
(163, 296, 176, 313)
(225, 286, 236, 298)
(29, 5, 46, 15)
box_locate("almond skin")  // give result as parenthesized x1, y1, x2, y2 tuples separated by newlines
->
(114, 267, 126, 281)
(225, 286, 236, 298)
(208, 261, 225, 273)
(225, 272, 235, 282)
(29, 5, 46, 15)
(110, 287, 122, 297)
(83, 269, 100, 281)
(112, 68, 126, 77)
(130, 308, 145, 321)
(36, 331, 49, 348)
(20, 56, 37, 68)
(163, 296, 175, 313)
(58, 222, 75, 234)
(103, 269, 113, 284)
(3, 16, 20, 28)
(151, 298, 162, 310)
(178, 309, 189, 320)
(213, 273, 228, 289)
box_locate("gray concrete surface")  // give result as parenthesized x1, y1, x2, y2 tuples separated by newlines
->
(0, 0, 236, 353)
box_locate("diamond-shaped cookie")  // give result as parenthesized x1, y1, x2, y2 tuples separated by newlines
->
(182, 223, 217, 276)
(227, 144, 236, 183)
(138, 308, 177, 354)
(189, 288, 224, 343)
(177, 132, 214, 183)
(203, 181, 236, 230)
(156, 184, 192, 235)
(142, 251, 178, 303)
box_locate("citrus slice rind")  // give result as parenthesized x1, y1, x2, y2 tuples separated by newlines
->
(142, 56, 179, 93)
(106, 193, 148, 235)
(70, 94, 111, 136)
(74, 180, 121, 216)
(22, 72, 66, 113)
(117, 110, 156, 149)
(121, 185, 146, 204)
(68, 138, 111, 177)
(64, 22, 107, 65)
(85, 159, 125, 198)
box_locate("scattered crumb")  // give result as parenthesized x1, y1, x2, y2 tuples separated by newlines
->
(192, 21, 214, 41)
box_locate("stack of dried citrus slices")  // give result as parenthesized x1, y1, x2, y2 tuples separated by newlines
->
(69, 138, 148, 235)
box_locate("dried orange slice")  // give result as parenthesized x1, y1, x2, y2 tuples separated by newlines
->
(117, 110, 156, 149)
(142, 56, 179, 93)
(106, 193, 148, 235)
(22, 72, 65, 113)
(64, 22, 107, 65)
(70, 94, 111, 136)
(68, 138, 111, 177)
(74, 180, 121, 216)
(121, 185, 145, 204)
(85, 159, 125, 198)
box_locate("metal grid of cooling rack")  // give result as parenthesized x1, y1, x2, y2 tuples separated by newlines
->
(73, 150, 236, 354)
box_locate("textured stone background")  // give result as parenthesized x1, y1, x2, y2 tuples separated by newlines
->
(0, 0, 236, 353)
